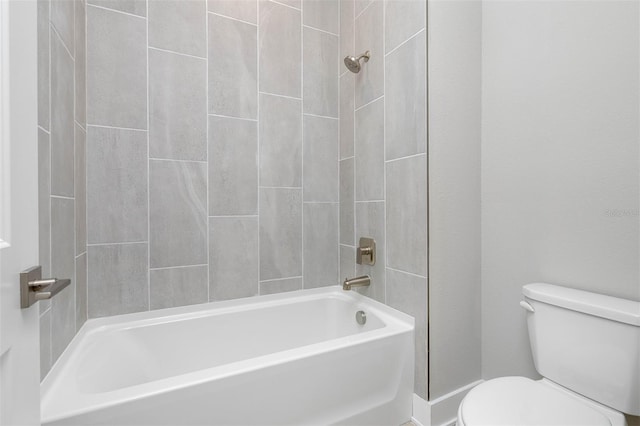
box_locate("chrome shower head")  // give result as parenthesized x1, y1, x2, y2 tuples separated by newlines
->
(344, 51, 370, 73)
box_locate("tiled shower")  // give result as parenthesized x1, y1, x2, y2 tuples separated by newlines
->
(37, 0, 428, 399)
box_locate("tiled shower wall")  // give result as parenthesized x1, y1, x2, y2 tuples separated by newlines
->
(83, 0, 340, 316)
(339, 0, 428, 398)
(38, 0, 88, 378)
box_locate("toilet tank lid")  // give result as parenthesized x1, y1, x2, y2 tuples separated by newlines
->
(523, 283, 640, 326)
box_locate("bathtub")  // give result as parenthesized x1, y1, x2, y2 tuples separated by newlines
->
(41, 286, 414, 425)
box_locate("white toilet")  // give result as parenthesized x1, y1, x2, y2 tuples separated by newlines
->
(457, 283, 640, 426)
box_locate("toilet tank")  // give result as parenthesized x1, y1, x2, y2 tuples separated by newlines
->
(522, 283, 640, 416)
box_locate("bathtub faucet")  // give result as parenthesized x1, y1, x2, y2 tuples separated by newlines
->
(342, 275, 371, 291)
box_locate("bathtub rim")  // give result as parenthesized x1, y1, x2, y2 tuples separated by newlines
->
(41, 286, 415, 424)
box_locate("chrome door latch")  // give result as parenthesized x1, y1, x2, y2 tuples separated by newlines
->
(20, 265, 71, 308)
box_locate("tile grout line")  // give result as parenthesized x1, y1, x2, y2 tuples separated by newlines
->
(303, 112, 339, 120)
(208, 113, 257, 122)
(150, 264, 209, 272)
(84, 0, 89, 324)
(384, 27, 426, 58)
(386, 266, 427, 281)
(146, 0, 150, 312)
(48, 0, 52, 371)
(86, 3, 146, 20)
(303, 24, 339, 38)
(355, 93, 384, 112)
(259, 91, 301, 101)
(260, 276, 303, 284)
(385, 152, 427, 164)
(87, 241, 148, 247)
(270, 0, 300, 12)
(300, 0, 305, 290)
(148, 45, 206, 61)
(208, 10, 257, 27)
(86, 123, 147, 132)
(256, 0, 261, 297)
(205, 2, 211, 303)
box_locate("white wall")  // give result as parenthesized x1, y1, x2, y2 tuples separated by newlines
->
(481, 0, 640, 381)
(428, 0, 482, 400)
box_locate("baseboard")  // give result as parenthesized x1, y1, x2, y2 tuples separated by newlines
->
(426, 380, 483, 426)
(411, 393, 429, 426)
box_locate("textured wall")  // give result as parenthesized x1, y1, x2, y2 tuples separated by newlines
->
(481, 0, 639, 384)
(427, 0, 482, 400)
(38, 0, 88, 379)
(339, 0, 428, 399)
(83, 0, 340, 318)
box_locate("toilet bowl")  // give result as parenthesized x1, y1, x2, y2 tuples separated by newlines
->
(457, 283, 640, 426)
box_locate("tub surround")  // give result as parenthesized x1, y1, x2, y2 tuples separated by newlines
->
(38, 0, 430, 410)
(340, 0, 428, 399)
(38, 0, 88, 379)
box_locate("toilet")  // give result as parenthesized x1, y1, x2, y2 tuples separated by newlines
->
(457, 283, 640, 426)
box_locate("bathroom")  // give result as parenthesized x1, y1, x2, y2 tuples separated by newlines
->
(0, 0, 638, 425)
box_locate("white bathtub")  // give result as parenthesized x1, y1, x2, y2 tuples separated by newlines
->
(41, 286, 414, 425)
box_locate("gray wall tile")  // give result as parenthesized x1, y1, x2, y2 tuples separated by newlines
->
(52, 318, 70, 369)
(385, 31, 426, 160)
(354, 201, 385, 302)
(150, 160, 208, 268)
(75, 252, 87, 330)
(340, 0, 354, 63)
(75, 0, 86, 127)
(339, 244, 355, 281)
(148, 0, 206, 57)
(340, 158, 354, 245)
(87, 126, 147, 243)
(385, 0, 426, 54)
(51, 197, 75, 288)
(386, 154, 427, 275)
(209, 217, 259, 301)
(88, 243, 149, 318)
(303, 203, 339, 288)
(51, 0, 74, 57)
(275, 0, 301, 9)
(150, 265, 208, 309)
(259, 94, 302, 188)
(209, 0, 257, 24)
(355, 97, 384, 201)
(354, 0, 383, 108)
(354, 0, 372, 16)
(209, 116, 258, 215)
(38, 0, 50, 130)
(259, 1, 301, 98)
(87, 5, 147, 128)
(40, 310, 52, 380)
(208, 13, 257, 119)
(51, 30, 75, 197)
(51, 197, 75, 362)
(303, 0, 339, 34)
(340, 72, 355, 159)
(386, 268, 427, 398)
(303, 27, 339, 117)
(149, 49, 207, 161)
(75, 125, 86, 255)
(88, 0, 147, 17)
(260, 277, 303, 295)
(260, 188, 302, 280)
(38, 129, 51, 278)
(303, 115, 339, 202)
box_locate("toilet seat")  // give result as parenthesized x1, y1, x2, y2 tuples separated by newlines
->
(458, 377, 625, 426)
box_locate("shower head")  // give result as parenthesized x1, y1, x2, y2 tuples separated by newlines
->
(344, 51, 370, 73)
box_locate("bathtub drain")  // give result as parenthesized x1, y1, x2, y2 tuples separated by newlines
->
(356, 310, 367, 325)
